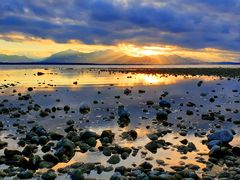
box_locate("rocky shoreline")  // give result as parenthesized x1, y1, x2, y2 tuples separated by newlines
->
(0, 68, 240, 179)
(104, 68, 240, 78)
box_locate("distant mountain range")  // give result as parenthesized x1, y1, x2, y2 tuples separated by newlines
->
(0, 49, 239, 65)
(42, 49, 202, 65)
(0, 54, 35, 63)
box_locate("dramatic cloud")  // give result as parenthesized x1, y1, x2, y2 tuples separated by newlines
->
(0, 0, 240, 50)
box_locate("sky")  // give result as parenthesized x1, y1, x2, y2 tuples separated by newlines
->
(0, 0, 240, 62)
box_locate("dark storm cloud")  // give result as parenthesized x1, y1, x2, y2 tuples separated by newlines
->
(0, 0, 239, 50)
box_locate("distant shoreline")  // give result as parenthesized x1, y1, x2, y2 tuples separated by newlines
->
(0, 62, 240, 66)
(106, 68, 240, 78)
(1, 63, 240, 77)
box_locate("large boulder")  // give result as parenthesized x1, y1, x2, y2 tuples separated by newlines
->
(207, 130, 233, 144)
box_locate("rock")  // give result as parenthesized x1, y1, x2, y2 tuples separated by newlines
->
(197, 81, 203, 87)
(145, 141, 158, 153)
(110, 172, 122, 180)
(117, 116, 130, 128)
(186, 110, 193, 115)
(18, 139, 26, 147)
(41, 170, 57, 180)
(80, 130, 97, 141)
(107, 155, 121, 164)
(54, 138, 75, 162)
(66, 120, 75, 126)
(0, 140, 8, 149)
(124, 88, 132, 95)
(42, 145, 51, 153)
(40, 111, 49, 117)
(78, 142, 91, 153)
(27, 87, 33, 91)
(39, 161, 55, 169)
(0, 121, 3, 128)
(49, 132, 64, 140)
(115, 166, 127, 175)
(39, 136, 49, 145)
(103, 147, 112, 156)
(70, 169, 84, 180)
(19, 156, 29, 169)
(202, 114, 215, 121)
(121, 152, 129, 159)
(0, 169, 7, 177)
(30, 135, 40, 144)
(28, 154, 41, 170)
(104, 166, 114, 172)
(209, 97, 215, 103)
(86, 137, 97, 147)
(64, 105, 70, 112)
(209, 145, 221, 157)
(64, 125, 75, 133)
(187, 142, 196, 151)
(180, 139, 188, 145)
(147, 134, 158, 141)
(138, 90, 145, 93)
(233, 120, 240, 124)
(43, 154, 59, 164)
(159, 100, 171, 108)
(146, 100, 154, 106)
(100, 130, 115, 143)
(31, 125, 48, 136)
(156, 110, 168, 121)
(207, 130, 233, 144)
(22, 144, 38, 157)
(186, 102, 196, 107)
(4, 149, 22, 158)
(17, 170, 33, 179)
(69, 132, 81, 143)
(118, 105, 130, 118)
(79, 103, 90, 114)
(206, 140, 221, 149)
(121, 130, 137, 141)
(37, 72, 44, 76)
(139, 161, 153, 170)
(232, 147, 240, 156)
(159, 173, 177, 180)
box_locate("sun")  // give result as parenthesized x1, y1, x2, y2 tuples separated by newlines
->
(118, 43, 172, 57)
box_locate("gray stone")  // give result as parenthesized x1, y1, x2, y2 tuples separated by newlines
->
(207, 130, 233, 144)
(107, 155, 121, 164)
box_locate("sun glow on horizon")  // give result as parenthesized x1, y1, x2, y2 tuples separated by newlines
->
(0, 33, 239, 62)
(118, 43, 172, 57)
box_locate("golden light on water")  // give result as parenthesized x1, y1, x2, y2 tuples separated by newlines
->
(0, 69, 185, 89)
(0, 68, 217, 95)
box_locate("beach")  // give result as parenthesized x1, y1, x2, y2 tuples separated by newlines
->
(0, 65, 240, 179)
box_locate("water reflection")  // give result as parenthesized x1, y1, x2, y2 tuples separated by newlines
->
(0, 67, 216, 92)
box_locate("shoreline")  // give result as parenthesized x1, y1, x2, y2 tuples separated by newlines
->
(104, 68, 240, 78)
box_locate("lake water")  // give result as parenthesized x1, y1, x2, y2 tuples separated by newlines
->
(0, 65, 240, 179)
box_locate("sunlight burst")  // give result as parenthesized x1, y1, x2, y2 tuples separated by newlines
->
(118, 44, 172, 57)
